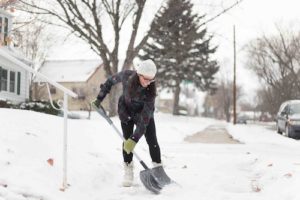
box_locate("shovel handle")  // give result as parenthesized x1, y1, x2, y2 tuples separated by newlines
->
(92, 103, 149, 169)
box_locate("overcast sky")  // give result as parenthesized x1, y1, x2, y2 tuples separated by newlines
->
(47, 0, 300, 102)
(205, 0, 300, 101)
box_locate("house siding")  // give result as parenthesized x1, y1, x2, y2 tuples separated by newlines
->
(0, 55, 29, 103)
(0, 8, 32, 104)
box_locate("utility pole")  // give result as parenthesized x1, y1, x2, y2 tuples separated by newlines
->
(233, 25, 237, 124)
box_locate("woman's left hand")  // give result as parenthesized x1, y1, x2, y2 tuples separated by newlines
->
(123, 138, 136, 154)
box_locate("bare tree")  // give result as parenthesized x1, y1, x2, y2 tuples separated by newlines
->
(255, 87, 278, 116)
(11, 11, 57, 100)
(16, 0, 162, 116)
(15, 0, 245, 116)
(13, 19, 54, 67)
(203, 76, 242, 122)
(246, 25, 300, 114)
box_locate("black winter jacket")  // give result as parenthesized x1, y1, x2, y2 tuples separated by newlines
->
(97, 70, 156, 142)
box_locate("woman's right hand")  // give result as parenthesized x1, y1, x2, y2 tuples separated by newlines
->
(91, 98, 101, 108)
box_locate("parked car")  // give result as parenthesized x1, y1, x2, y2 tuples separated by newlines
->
(237, 115, 248, 124)
(276, 100, 300, 139)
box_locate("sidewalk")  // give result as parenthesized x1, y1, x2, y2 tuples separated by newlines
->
(184, 124, 241, 144)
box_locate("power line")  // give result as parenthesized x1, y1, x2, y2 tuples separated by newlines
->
(199, 0, 245, 26)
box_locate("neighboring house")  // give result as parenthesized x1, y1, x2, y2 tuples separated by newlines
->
(32, 60, 106, 111)
(156, 86, 200, 115)
(156, 89, 174, 113)
(0, 9, 31, 104)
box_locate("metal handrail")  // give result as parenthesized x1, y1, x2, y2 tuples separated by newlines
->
(0, 48, 77, 98)
(0, 47, 77, 190)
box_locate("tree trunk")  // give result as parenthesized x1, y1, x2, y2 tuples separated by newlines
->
(88, 104, 91, 120)
(108, 83, 123, 117)
(224, 98, 231, 122)
(108, 87, 118, 117)
(106, 58, 120, 117)
(173, 84, 181, 115)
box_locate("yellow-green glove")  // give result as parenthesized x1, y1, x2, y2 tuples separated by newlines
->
(123, 138, 136, 154)
(91, 98, 101, 108)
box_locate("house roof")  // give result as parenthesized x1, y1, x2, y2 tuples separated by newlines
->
(1, 46, 32, 66)
(0, 46, 31, 68)
(0, 8, 14, 18)
(36, 59, 102, 83)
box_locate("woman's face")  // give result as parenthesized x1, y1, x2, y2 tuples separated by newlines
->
(138, 74, 155, 88)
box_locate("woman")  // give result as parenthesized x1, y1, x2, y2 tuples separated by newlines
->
(92, 59, 161, 187)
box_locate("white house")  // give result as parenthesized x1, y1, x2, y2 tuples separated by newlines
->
(0, 9, 31, 104)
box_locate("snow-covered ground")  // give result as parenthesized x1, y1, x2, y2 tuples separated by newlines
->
(1, 108, 300, 200)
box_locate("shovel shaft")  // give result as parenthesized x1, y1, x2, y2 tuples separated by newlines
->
(111, 123, 148, 169)
(92, 104, 149, 169)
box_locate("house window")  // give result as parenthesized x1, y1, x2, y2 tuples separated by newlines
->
(0, 15, 10, 46)
(0, 17, 2, 34)
(92, 86, 97, 93)
(0, 66, 1, 90)
(50, 86, 56, 94)
(0, 68, 8, 91)
(73, 87, 86, 100)
(17, 72, 21, 95)
(78, 92, 86, 100)
(9, 71, 15, 93)
(4, 17, 8, 46)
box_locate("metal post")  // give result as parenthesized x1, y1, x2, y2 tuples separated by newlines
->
(233, 25, 237, 124)
(62, 92, 68, 189)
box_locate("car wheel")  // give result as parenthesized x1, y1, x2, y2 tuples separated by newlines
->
(285, 126, 290, 138)
(276, 123, 282, 134)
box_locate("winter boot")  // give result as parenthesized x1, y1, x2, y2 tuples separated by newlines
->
(122, 162, 134, 187)
(152, 162, 163, 168)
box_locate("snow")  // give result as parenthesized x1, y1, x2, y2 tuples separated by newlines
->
(35, 60, 102, 83)
(1, 108, 300, 200)
(1, 47, 32, 66)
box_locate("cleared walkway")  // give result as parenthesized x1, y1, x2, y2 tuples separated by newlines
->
(184, 125, 241, 144)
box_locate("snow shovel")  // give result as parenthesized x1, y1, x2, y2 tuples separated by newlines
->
(92, 104, 172, 194)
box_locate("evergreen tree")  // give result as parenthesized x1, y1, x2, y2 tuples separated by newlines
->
(140, 0, 219, 115)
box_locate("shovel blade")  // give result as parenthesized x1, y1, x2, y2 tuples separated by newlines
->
(140, 169, 161, 194)
(139, 166, 172, 194)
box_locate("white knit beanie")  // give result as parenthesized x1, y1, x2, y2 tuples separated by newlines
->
(135, 59, 157, 78)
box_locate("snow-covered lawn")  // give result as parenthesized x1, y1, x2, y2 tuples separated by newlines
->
(1, 108, 300, 200)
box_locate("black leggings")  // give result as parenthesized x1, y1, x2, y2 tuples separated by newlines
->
(121, 118, 161, 164)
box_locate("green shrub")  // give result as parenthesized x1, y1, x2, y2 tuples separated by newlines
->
(0, 99, 61, 115)
(0, 100, 14, 108)
(19, 100, 60, 116)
